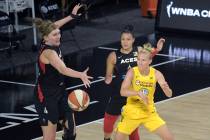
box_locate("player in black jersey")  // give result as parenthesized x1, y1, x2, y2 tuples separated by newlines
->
(34, 4, 92, 140)
(103, 25, 165, 140)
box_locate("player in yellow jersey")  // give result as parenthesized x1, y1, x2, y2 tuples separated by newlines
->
(115, 43, 174, 140)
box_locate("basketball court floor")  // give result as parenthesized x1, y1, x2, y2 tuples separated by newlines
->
(0, 34, 210, 140)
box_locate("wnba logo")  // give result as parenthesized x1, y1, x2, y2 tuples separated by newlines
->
(141, 88, 149, 95)
(166, 1, 210, 18)
(166, 1, 173, 18)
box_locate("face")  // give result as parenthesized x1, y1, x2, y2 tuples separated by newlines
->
(137, 52, 152, 70)
(44, 28, 61, 46)
(120, 33, 135, 51)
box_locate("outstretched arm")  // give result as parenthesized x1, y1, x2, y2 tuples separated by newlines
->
(155, 70, 172, 97)
(54, 4, 82, 28)
(41, 49, 93, 88)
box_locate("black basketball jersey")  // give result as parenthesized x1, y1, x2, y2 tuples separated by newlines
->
(114, 47, 138, 80)
(37, 44, 65, 97)
(108, 47, 138, 101)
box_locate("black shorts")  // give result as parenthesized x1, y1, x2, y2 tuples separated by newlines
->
(105, 96, 126, 115)
(34, 86, 73, 126)
(105, 79, 126, 115)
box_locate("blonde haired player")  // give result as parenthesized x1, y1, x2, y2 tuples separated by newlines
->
(115, 43, 174, 140)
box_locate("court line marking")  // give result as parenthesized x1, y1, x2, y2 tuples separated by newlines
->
(0, 77, 105, 89)
(98, 57, 186, 79)
(32, 86, 210, 139)
(0, 53, 186, 135)
(0, 55, 185, 87)
(0, 80, 35, 87)
(97, 46, 182, 58)
(83, 86, 210, 125)
(0, 101, 99, 131)
(0, 54, 185, 131)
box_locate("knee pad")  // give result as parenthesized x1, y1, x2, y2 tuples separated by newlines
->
(129, 128, 140, 140)
(104, 113, 119, 133)
(62, 112, 75, 134)
(62, 128, 76, 140)
(62, 113, 76, 140)
(104, 138, 112, 140)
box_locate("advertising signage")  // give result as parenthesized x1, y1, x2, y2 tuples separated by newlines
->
(155, 0, 210, 34)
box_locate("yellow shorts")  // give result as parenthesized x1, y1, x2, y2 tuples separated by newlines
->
(116, 106, 165, 135)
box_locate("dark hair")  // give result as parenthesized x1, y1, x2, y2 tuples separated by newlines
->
(121, 25, 134, 37)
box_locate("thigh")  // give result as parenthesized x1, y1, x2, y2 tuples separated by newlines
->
(41, 121, 57, 140)
(34, 96, 59, 125)
(116, 111, 141, 135)
(45, 98, 60, 124)
(154, 124, 173, 139)
(143, 113, 165, 132)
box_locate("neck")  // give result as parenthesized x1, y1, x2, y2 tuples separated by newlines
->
(139, 67, 150, 76)
(120, 47, 132, 54)
(45, 42, 58, 47)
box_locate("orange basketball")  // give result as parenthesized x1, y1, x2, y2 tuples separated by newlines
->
(68, 89, 90, 111)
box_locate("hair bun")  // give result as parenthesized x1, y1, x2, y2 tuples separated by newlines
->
(123, 25, 134, 32)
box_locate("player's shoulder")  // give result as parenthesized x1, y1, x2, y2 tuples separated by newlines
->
(154, 69, 164, 79)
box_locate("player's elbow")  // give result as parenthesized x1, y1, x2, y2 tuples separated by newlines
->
(120, 88, 127, 97)
(166, 90, 173, 98)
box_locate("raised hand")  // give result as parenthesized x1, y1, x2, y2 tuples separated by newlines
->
(156, 38, 165, 52)
(71, 4, 83, 16)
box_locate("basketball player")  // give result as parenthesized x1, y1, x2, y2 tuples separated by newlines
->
(114, 43, 174, 140)
(103, 25, 165, 140)
(34, 4, 92, 140)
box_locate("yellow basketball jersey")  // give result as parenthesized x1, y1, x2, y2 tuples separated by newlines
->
(126, 66, 157, 118)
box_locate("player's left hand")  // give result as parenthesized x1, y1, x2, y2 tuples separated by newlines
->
(71, 3, 83, 16)
(156, 38, 165, 52)
(81, 67, 93, 88)
(138, 91, 149, 105)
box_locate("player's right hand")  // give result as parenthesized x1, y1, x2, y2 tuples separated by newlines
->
(138, 91, 149, 105)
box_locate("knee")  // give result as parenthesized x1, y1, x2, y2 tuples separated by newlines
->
(129, 128, 140, 140)
(104, 113, 118, 133)
(115, 131, 127, 140)
(163, 133, 174, 140)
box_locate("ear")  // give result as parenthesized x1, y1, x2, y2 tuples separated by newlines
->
(149, 59, 152, 65)
(133, 37, 135, 43)
(43, 35, 48, 42)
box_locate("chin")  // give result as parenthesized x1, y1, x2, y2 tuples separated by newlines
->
(55, 43, 60, 46)
(123, 46, 130, 50)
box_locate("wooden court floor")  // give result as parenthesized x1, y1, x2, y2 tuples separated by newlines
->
(34, 87, 210, 140)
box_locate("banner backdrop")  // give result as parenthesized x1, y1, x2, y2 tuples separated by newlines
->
(155, 0, 210, 34)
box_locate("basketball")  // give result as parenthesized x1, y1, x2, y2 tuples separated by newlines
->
(68, 89, 90, 111)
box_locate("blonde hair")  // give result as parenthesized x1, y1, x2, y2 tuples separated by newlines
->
(137, 43, 153, 59)
(34, 18, 57, 38)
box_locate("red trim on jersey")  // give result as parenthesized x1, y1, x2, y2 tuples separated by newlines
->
(39, 46, 46, 74)
(39, 59, 46, 74)
(38, 84, 44, 103)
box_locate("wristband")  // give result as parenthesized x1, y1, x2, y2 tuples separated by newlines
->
(70, 13, 79, 19)
(151, 48, 159, 58)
